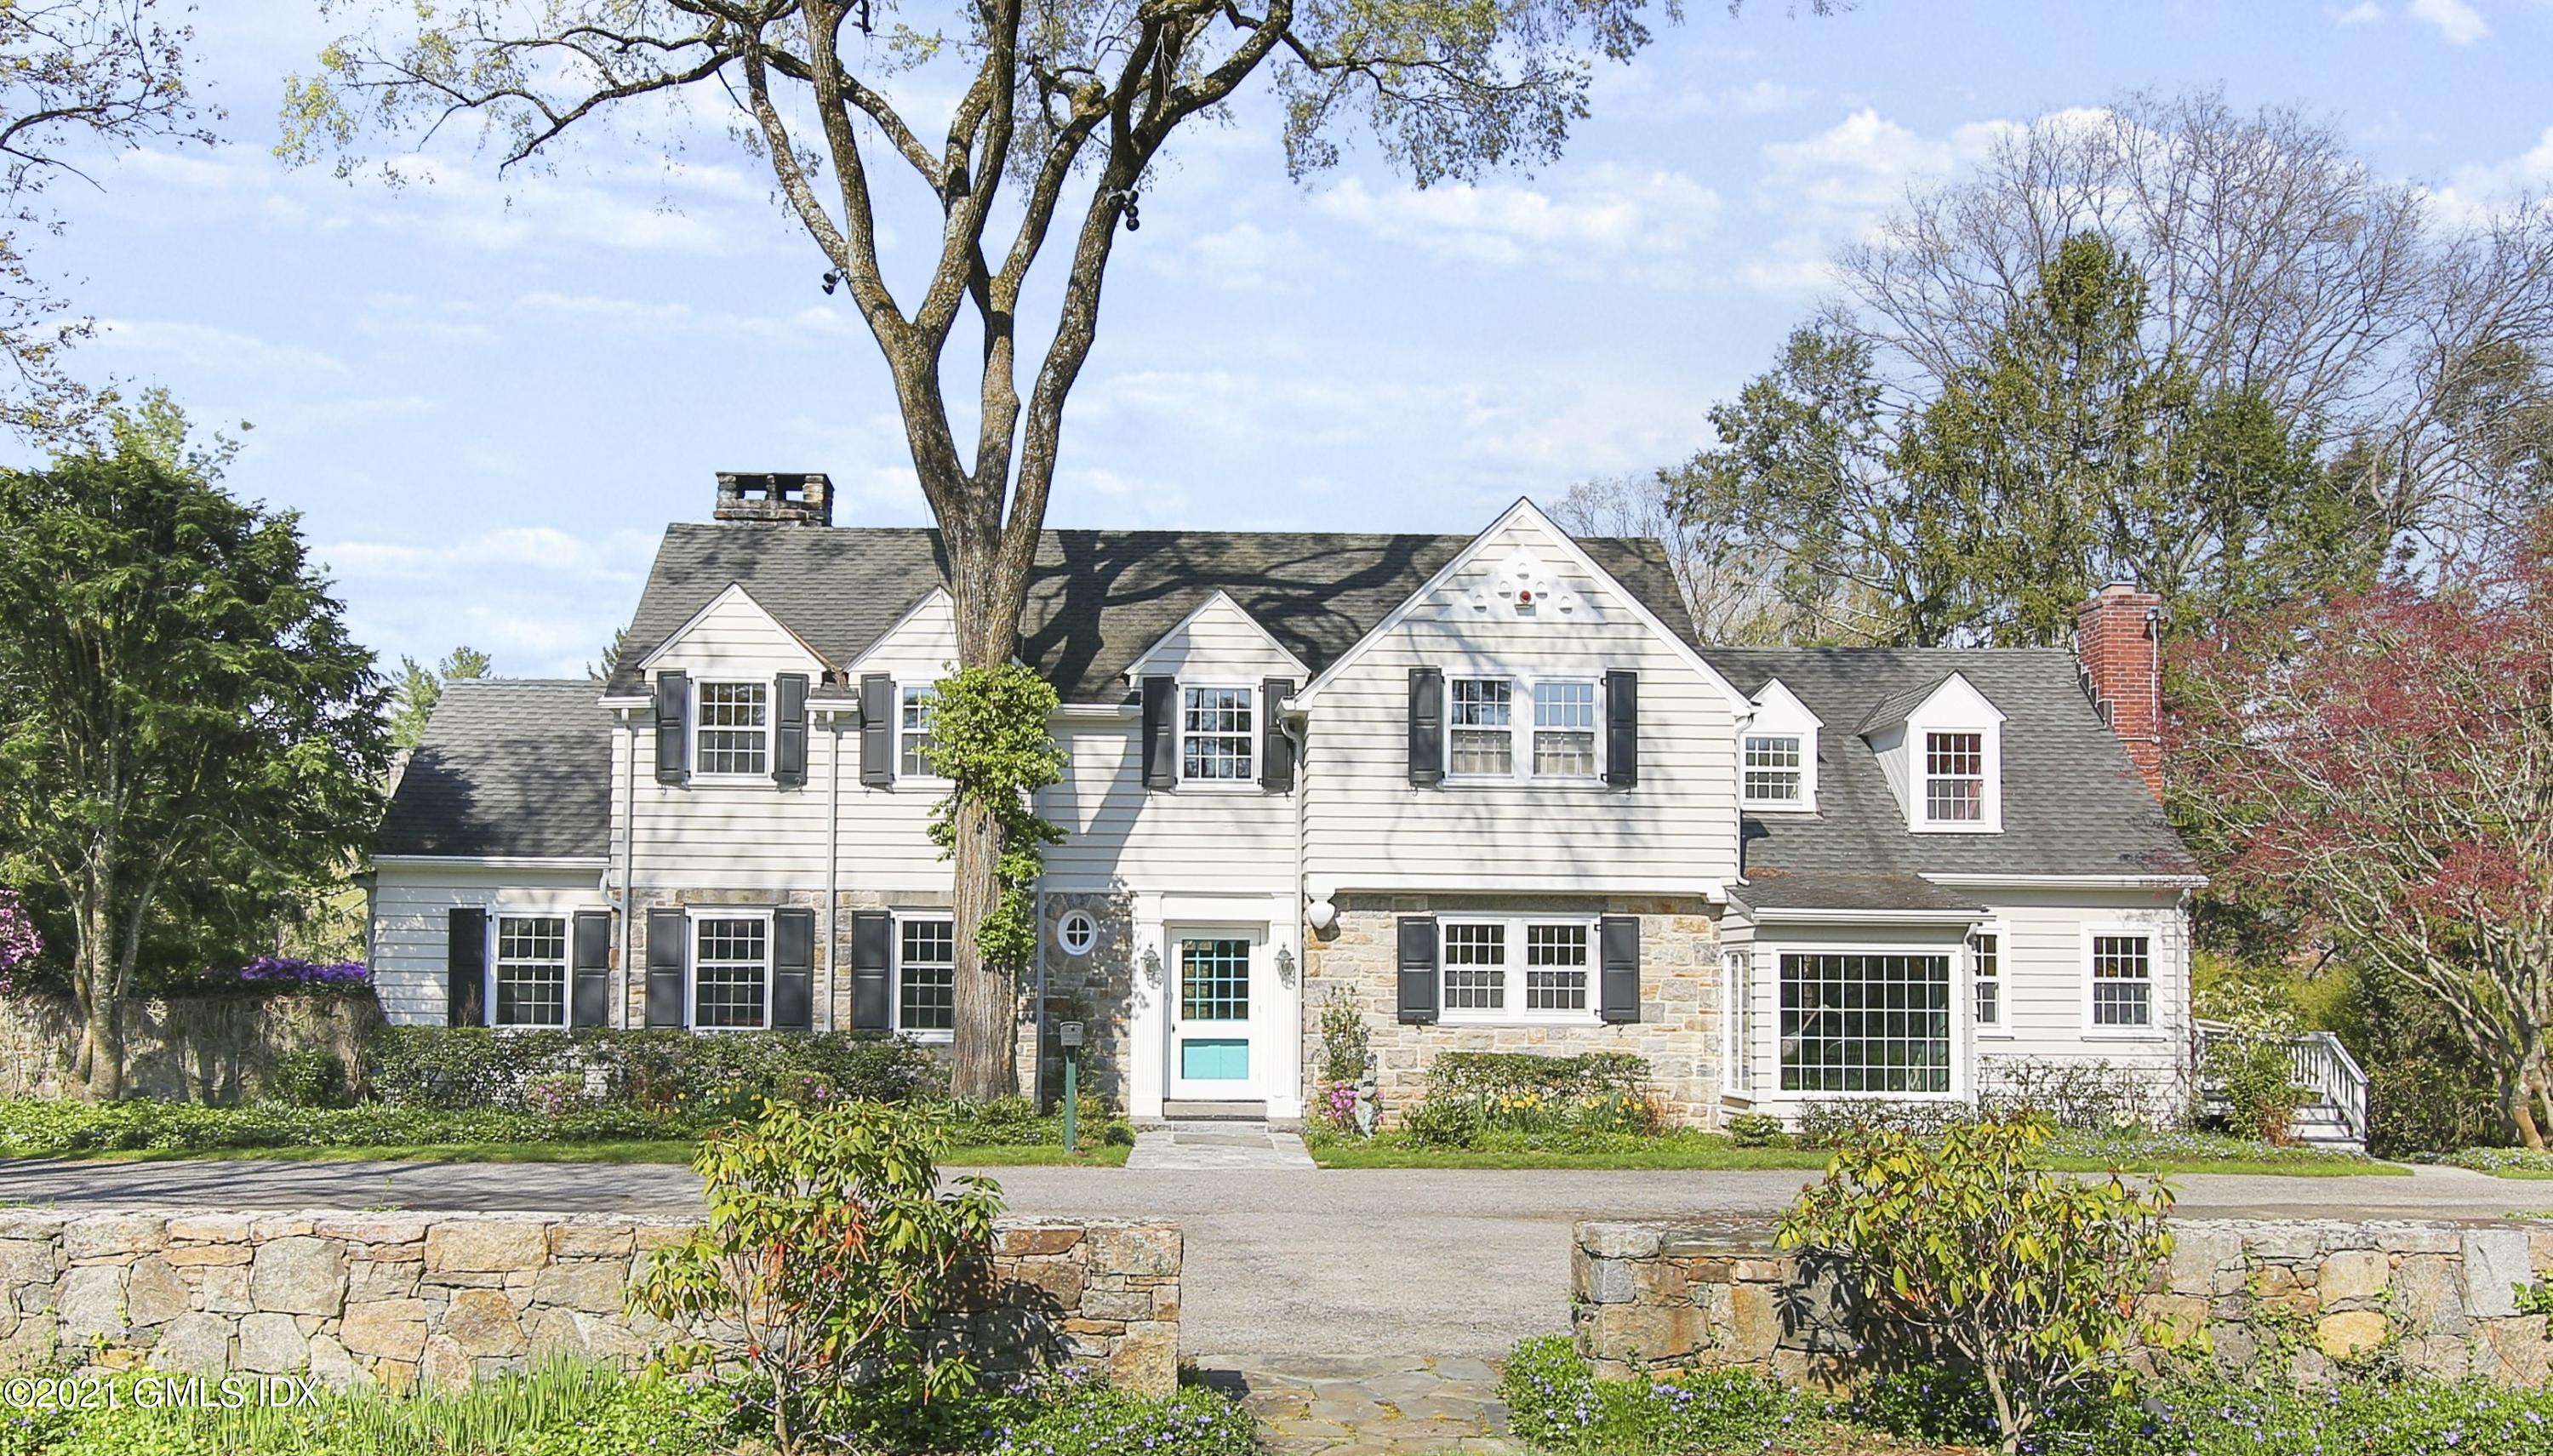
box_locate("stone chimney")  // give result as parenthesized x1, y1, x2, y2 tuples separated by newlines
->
(713, 471, 834, 527)
(2074, 583, 2166, 799)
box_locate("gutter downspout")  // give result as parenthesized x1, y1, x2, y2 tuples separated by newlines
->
(826, 716, 843, 1030)
(620, 711, 638, 1027)
(1288, 705, 1309, 1109)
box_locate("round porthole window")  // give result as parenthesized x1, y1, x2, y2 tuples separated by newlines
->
(1056, 910, 1099, 957)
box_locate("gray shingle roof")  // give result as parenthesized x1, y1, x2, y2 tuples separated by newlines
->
(1728, 871, 1988, 915)
(377, 680, 613, 859)
(1705, 647, 2196, 881)
(603, 523, 1695, 703)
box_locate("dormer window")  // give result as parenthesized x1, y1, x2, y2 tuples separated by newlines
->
(1923, 732, 1986, 823)
(1741, 678, 1821, 811)
(1742, 735, 1803, 804)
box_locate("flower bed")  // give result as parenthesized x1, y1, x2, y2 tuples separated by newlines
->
(2437, 1145, 2553, 1178)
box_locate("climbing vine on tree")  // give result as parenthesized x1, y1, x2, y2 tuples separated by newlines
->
(923, 665, 1066, 1076)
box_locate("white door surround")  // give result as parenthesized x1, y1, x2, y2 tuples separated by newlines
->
(1165, 922, 1271, 1104)
(1115, 888, 1304, 1122)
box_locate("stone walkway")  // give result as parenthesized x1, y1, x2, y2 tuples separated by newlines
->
(1197, 1354, 1518, 1455)
(1127, 1122, 1318, 1171)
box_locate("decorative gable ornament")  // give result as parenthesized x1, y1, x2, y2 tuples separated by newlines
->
(1466, 549, 1580, 618)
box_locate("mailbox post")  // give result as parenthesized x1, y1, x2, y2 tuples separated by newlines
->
(1058, 1020, 1085, 1154)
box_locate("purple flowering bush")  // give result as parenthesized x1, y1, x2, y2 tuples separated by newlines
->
(980, 1379, 1258, 1456)
(0, 888, 41, 994)
(234, 956, 371, 990)
(1499, 1335, 1806, 1453)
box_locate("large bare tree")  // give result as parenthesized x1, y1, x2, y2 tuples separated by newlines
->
(288, 0, 1834, 1096)
(0, 0, 214, 437)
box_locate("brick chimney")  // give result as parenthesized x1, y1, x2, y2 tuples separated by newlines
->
(713, 471, 834, 526)
(2075, 583, 2166, 798)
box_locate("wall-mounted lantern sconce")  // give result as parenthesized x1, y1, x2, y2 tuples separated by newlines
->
(1141, 945, 1162, 990)
(1274, 946, 1297, 989)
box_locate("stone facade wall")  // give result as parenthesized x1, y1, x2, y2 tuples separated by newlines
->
(1572, 1216, 2553, 1389)
(0, 1211, 1179, 1397)
(1304, 894, 1723, 1125)
(0, 993, 380, 1105)
(1032, 891, 1137, 1108)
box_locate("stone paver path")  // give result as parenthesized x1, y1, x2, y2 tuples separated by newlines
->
(1197, 1354, 1519, 1455)
(1127, 1122, 1317, 1171)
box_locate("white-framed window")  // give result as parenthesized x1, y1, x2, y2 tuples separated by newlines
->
(1777, 951, 1955, 1095)
(2086, 930, 2156, 1035)
(1439, 916, 1599, 1024)
(1447, 675, 1602, 784)
(492, 914, 568, 1029)
(1721, 947, 1755, 1096)
(1056, 909, 1099, 958)
(896, 915, 957, 1036)
(1971, 927, 2006, 1035)
(1742, 734, 1803, 806)
(1923, 731, 1985, 824)
(1179, 685, 1254, 783)
(692, 913, 771, 1030)
(899, 685, 940, 779)
(694, 681, 771, 778)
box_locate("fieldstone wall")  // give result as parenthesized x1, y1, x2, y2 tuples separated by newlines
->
(0, 992, 380, 1105)
(1573, 1216, 2553, 1389)
(1032, 891, 1137, 1108)
(0, 1210, 1179, 1397)
(1304, 894, 1722, 1125)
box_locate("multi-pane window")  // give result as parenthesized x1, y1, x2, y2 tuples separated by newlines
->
(1743, 735, 1803, 804)
(1972, 931, 2003, 1031)
(1448, 678, 1514, 776)
(494, 916, 568, 1028)
(693, 916, 769, 1030)
(2090, 934, 2153, 1030)
(1523, 922, 1590, 1011)
(900, 687, 939, 779)
(1531, 682, 1598, 778)
(1179, 939, 1252, 1020)
(1442, 922, 1507, 1012)
(1923, 731, 1985, 822)
(898, 917, 956, 1033)
(1779, 952, 1953, 1093)
(1180, 687, 1254, 781)
(696, 682, 770, 776)
(1722, 948, 1755, 1094)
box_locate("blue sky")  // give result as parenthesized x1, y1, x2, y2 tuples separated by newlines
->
(30, 0, 2553, 676)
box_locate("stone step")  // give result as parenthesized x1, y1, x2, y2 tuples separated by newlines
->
(1162, 1099, 1271, 1121)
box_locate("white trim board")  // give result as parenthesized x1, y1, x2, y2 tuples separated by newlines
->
(631, 583, 833, 676)
(1120, 590, 1313, 683)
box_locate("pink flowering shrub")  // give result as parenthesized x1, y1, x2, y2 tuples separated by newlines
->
(0, 889, 40, 994)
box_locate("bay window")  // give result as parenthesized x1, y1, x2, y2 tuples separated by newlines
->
(1778, 951, 1953, 1093)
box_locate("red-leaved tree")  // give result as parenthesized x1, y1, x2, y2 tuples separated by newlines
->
(2171, 522, 2553, 1148)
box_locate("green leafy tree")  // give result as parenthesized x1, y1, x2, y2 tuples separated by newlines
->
(629, 1099, 1002, 1455)
(284, 0, 1836, 1099)
(0, 398, 389, 1097)
(922, 665, 1066, 1088)
(388, 646, 493, 751)
(1777, 1113, 2179, 1454)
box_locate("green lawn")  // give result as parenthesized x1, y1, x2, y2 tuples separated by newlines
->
(1304, 1129, 2405, 1176)
(57, 1139, 1132, 1168)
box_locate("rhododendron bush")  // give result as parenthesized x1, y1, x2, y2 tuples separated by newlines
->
(0, 888, 39, 992)
(2172, 518, 2553, 1147)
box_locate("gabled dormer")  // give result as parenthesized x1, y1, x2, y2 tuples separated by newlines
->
(1859, 671, 2007, 834)
(1740, 678, 1822, 814)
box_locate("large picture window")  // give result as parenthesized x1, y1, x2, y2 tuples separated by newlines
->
(897, 917, 956, 1033)
(2089, 934, 2153, 1030)
(1179, 686, 1254, 781)
(696, 682, 770, 777)
(1779, 951, 1952, 1093)
(693, 916, 769, 1029)
(493, 916, 568, 1028)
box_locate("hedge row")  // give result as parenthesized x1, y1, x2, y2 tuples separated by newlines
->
(361, 1027, 942, 1114)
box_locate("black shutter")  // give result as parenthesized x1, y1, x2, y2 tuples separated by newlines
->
(773, 907, 815, 1031)
(860, 674, 894, 787)
(446, 908, 486, 1027)
(1141, 676, 1178, 791)
(645, 909, 687, 1028)
(1396, 916, 1439, 1024)
(1408, 668, 1444, 786)
(1600, 915, 1641, 1024)
(1259, 677, 1295, 791)
(774, 673, 809, 787)
(570, 910, 612, 1028)
(654, 671, 688, 785)
(1604, 670, 1638, 787)
(850, 911, 892, 1031)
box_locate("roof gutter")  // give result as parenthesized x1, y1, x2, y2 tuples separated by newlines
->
(1920, 872, 2209, 889)
(1739, 906, 1986, 925)
(373, 854, 610, 869)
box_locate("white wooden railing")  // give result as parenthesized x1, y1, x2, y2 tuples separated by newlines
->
(2193, 1020, 2369, 1150)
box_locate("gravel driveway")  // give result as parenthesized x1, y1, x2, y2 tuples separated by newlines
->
(0, 1158, 2533, 1358)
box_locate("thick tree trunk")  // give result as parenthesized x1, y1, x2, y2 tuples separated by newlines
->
(943, 534, 1030, 1102)
(75, 879, 123, 1102)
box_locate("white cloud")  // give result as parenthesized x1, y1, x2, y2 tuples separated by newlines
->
(515, 291, 862, 345)
(323, 526, 661, 677)
(2333, 0, 2385, 25)
(2432, 123, 2553, 222)
(2409, 0, 2490, 43)
(1719, 79, 1813, 116)
(91, 319, 350, 378)
(1739, 109, 2025, 295)
(1312, 164, 1722, 283)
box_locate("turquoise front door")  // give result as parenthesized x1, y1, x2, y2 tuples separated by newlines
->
(1168, 929, 1264, 1100)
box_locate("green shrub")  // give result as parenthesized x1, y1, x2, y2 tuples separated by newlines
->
(1724, 1112, 1788, 1148)
(1499, 1334, 1808, 1454)
(2057, 1375, 2553, 1455)
(939, 1093, 1130, 1148)
(266, 1048, 348, 1109)
(363, 1027, 940, 1114)
(1777, 1112, 2179, 1455)
(1401, 1052, 1661, 1146)
(0, 1098, 697, 1156)
(1316, 985, 1373, 1085)
(1975, 1056, 2166, 1132)
(1792, 1096, 1973, 1147)
(982, 1380, 1259, 1456)
(631, 1099, 1002, 1455)
(2370, 1053, 2504, 1158)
